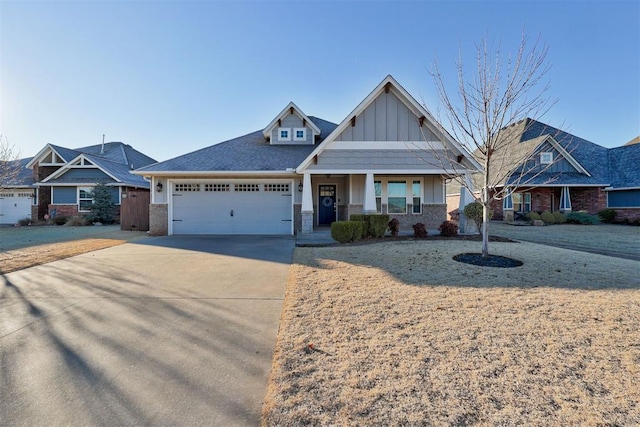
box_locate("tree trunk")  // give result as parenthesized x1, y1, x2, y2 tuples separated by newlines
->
(482, 153, 491, 258)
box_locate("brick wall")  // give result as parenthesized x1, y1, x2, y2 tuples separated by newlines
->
(49, 205, 78, 218)
(570, 188, 607, 214)
(149, 204, 168, 235)
(347, 203, 446, 231)
(613, 208, 640, 221)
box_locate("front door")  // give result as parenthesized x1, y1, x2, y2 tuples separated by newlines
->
(318, 184, 336, 226)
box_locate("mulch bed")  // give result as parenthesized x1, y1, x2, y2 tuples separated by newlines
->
(342, 234, 515, 246)
(453, 253, 524, 268)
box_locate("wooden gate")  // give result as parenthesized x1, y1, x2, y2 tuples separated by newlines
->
(120, 189, 150, 231)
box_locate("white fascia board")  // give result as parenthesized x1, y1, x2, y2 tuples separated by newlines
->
(296, 75, 482, 173)
(262, 101, 321, 138)
(131, 170, 299, 177)
(604, 186, 640, 191)
(40, 154, 122, 183)
(545, 135, 591, 176)
(303, 168, 465, 175)
(25, 144, 67, 169)
(499, 183, 609, 189)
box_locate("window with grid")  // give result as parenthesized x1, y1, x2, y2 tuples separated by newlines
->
(78, 187, 93, 211)
(234, 183, 260, 192)
(412, 180, 422, 214)
(374, 181, 382, 213)
(175, 183, 201, 192)
(204, 183, 229, 192)
(264, 183, 290, 192)
(387, 181, 407, 214)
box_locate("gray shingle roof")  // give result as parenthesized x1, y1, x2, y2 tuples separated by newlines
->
(137, 116, 338, 173)
(1, 158, 35, 187)
(608, 143, 640, 188)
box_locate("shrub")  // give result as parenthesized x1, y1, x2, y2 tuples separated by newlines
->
(552, 212, 567, 223)
(331, 221, 363, 243)
(388, 218, 400, 236)
(463, 202, 492, 232)
(438, 220, 459, 237)
(525, 212, 541, 221)
(565, 211, 600, 225)
(540, 211, 555, 224)
(87, 183, 115, 224)
(17, 217, 31, 226)
(349, 214, 389, 238)
(412, 222, 427, 238)
(64, 216, 91, 226)
(598, 209, 616, 223)
(52, 215, 68, 225)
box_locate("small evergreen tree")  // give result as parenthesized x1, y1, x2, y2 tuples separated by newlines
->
(88, 183, 115, 223)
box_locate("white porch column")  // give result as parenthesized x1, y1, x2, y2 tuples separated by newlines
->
(560, 186, 572, 212)
(458, 173, 478, 234)
(363, 173, 377, 214)
(301, 172, 314, 233)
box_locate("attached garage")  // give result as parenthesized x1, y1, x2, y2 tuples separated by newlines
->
(0, 190, 34, 224)
(170, 180, 293, 235)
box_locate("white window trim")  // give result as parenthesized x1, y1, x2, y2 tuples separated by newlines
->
(78, 186, 93, 212)
(412, 178, 423, 214)
(373, 178, 424, 215)
(540, 152, 553, 165)
(293, 127, 307, 142)
(278, 127, 291, 141)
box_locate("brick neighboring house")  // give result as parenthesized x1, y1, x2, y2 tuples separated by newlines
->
(446, 119, 640, 222)
(25, 141, 157, 226)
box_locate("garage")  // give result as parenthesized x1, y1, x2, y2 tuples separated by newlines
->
(0, 191, 34, 224)
(170, 180, 293, 235)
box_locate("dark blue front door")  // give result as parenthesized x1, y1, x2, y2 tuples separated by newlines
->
(318, 185, 336, 225)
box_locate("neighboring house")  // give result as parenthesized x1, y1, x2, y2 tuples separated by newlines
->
(25, 141, 157, 228)
(133, 75, 481, 236)
(446, 119, 640, 221)
(0, 158, 36, 225)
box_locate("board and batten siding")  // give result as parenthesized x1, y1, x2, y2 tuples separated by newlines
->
(52, 168, 116, 182)
(270, 114, 314, 145)
(607, 189, 640, 208)
(336, 91, 439, 142)
(349, 175, 444, 205)
(306, 149, 449, 171)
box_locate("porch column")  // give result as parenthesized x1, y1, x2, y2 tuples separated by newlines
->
(301, 172, 314, 234)
(458, 172, 478, 234)
(363, 173, 377, 214)
(560, 186, 572, 212)
(502, 186, 514, 222)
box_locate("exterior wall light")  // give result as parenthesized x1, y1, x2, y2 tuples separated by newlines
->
(156, 182, 163, 192)
(298, 182, 303, 192)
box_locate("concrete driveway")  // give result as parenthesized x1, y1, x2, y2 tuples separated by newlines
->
(0, 235, 294, 426)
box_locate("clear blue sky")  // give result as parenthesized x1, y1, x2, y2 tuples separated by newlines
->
(1, 0, 638, 162)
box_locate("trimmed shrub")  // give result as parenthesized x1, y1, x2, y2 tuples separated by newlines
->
(64, 216, 91, 226)
(439, 220, 459, 237)
(463, 202, 492, 232)
(552, 212, 567, 223)
(331, 221, 363, 243)
(349, 214, 389, 238)
(525, 212, 541, 221)
(52, 215, 68, 225)
(598, 209, 616, 223)
(388, 218, 400, 236)
(540, 211, 555, 224)
(565, 211, 600, 225)
(412, 223, 427, 238)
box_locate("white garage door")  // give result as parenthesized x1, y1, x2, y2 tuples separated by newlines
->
(171, 181, 293, 235)
(0, 191, 33, 224)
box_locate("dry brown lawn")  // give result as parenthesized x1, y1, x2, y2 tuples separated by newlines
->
(0, 238, 127, 274)
(263, 240, 640, 426)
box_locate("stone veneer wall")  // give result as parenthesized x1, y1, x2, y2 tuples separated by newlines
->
(149, 204, 168, 236)
(293, 204, 302, 234)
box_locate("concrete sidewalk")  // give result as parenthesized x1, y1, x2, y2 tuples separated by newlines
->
(0, 236, 294, 426)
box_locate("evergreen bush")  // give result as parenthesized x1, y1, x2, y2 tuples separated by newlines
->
(525, 212, 541, 221)
(598, 209, 616, 223)
(331, 221, 363, 243)
(88, 183, 115, 224)
(438, 220, 459, 237)
(540, 211, 555, 224)
(552, 212, 567, 223)
(565, 211, 600, 225)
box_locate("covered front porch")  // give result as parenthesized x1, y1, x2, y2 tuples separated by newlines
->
(294, 172, 449, 234)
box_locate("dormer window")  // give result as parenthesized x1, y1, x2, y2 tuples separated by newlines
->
(278, 128, 291, 141)
(540, 152, 553, 165)
(293, 128, 307, 142)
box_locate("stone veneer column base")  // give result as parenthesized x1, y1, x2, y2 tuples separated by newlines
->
(301, 212, 314, 234)
(149, 204, 168, 236)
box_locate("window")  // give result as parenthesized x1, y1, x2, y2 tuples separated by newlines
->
(524, 192, 532, 212)
(540, 152, 553, 164)
(78, 187, 93, 211)
(293, 128, 307, 141)
(175, 183, 201, 192)
(412, 180, 422, 214)
(264, 183, 290, 192)
(512, 192, 531, 213)
(387, 181, 406, 214)
(278, 128, 291, 141)
(205, 183, 229, 192)
(374, 181, 382, 213)
(235, 183, 260, 192)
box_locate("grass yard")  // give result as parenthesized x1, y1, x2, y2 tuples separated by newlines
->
(263, 240, 640, 426)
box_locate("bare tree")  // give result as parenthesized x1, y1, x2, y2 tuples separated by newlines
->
(429, 32, 558, 258)
(0, 135, 22, 191)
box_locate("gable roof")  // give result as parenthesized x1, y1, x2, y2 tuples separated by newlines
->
(296, 75, 481, 173)
(1, 158, 35, 188)
(488, 118, 611, 187)
(134, 116, 337, 175)
(607, 143, 640, 189)
(262, 102, 322, 139)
